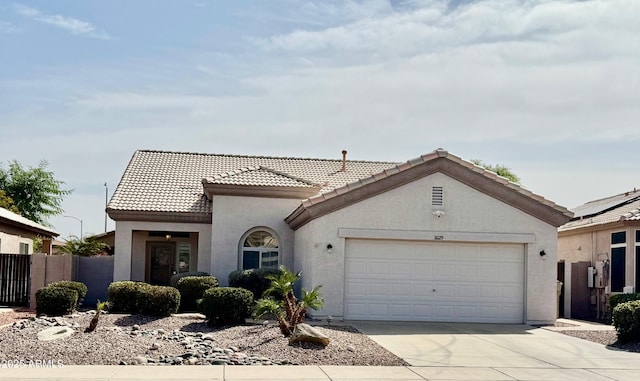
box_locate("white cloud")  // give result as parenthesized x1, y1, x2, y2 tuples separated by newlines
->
(0, 21, 20, 33)
(256, 0, 638, 63)
(14, 5, 110, 39)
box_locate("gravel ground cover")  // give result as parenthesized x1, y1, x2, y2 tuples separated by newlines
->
(0, 311, 407, 366)
(1, 310, 638, 366)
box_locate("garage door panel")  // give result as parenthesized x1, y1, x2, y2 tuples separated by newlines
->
(390, 262, 413, 276)
(433, 264, 455, 280)
(344, 239, 524, 323)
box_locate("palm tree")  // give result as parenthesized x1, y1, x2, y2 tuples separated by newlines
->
(59, 236, 109, 256)
(255, 265, 323, 336)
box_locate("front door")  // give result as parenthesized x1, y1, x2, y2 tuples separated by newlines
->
(148, 242, 175, 286)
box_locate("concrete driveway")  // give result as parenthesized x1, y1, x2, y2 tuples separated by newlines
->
(351, 321, 640, 381)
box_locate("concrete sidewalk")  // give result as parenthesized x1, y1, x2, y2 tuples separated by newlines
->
(1, 318, 638, 380)
(1, 363, 640, 381)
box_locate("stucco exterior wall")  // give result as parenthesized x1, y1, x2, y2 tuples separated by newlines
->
(0, 230, 34, 254)
(294, 172, 560, 324)
(210, 195, 299, 286)
(113, 220, 212, 282)
(559, 225, 639, 292)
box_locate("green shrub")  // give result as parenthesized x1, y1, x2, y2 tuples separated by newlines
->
(612, 300, 640, 343)
(136, 285, 180, 317)
(48, 281, 88, 308)
(199, 287, 253, 326)
(610, 293, 640, 313)
(176, 276, 219, 312)
(107, 281, 151, 313)
(228, 268, 283, 300)
(170, 271, 210, 287)
(36, 286, 78, 316)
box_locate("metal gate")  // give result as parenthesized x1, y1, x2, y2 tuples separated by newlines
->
(0, 254, 31, 306)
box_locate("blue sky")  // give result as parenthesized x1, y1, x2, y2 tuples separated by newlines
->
(1, 0, 638, 239)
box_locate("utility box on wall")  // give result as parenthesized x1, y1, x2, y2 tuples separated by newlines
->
(587, 266, 596, 288)
(595, 261, 605, 289)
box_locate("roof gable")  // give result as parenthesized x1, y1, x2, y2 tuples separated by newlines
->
(202, 166, 322, 199)
(286, 149, 573, 230)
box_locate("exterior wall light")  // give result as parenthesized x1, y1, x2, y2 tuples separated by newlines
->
(165, 234, 172, 241)
(326, 244, 333, 253)
(539, 250, 546, 259)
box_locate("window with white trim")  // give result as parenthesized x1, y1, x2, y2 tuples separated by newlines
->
(19, 242, 29, 254)
(241, 230, 279, 270)
(611, 231, 626, 292)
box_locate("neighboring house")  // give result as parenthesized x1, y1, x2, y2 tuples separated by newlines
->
(86, 230, 115, 256)
(107, 149, 572, 324)
(558, 189, 640, 319)
(0, 207, 59, 254)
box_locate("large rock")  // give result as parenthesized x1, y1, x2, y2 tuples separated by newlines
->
(37, 326, 74, 341)
(288, 323, 330, 346)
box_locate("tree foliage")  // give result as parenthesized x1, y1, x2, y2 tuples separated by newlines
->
(471, 159, 521, 184)
(0, 160, 71, 225)
(59, 236, 109, 256)
(0, 189, 20, 214)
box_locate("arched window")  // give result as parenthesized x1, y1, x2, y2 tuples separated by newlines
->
(240, 229, 279, 270)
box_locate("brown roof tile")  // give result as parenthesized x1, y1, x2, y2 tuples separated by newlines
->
(108, 150, 396, 215)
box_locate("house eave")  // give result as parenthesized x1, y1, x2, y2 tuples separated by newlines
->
(106, 209, 211, 224)
(203, 183, 321, 200)
(558, 219, 640, 237)
(0, 217, 58, 237)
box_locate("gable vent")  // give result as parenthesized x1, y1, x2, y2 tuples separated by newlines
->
(432, 186, 443, 206)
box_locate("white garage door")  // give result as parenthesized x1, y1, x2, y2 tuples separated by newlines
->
(344, 239, 525, 323)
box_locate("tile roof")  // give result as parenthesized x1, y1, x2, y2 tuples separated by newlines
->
(0, 207, 59, 237)
(571, 191, 640, 219)
(204, 166, 320, 188)
(108, 149, 571, 227)
(107, 150, 396, 215)
(559, 191, 640, 232)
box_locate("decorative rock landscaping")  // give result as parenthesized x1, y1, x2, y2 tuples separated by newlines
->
(0, 311, 407, 366)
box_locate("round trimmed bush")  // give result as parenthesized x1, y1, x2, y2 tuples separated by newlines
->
(610, 293, 640, 313)
(228, 268, 283, 300)
(200, 287, 253, 326)
(170, 271, 210, 287)
(612, 300, 640, 343)
(136, 285, 180, 317)
(36, 286, 78, 316)
(176, 276, 219, 312)
(48, 280, 88, 308)
(107, 281, 151, 313)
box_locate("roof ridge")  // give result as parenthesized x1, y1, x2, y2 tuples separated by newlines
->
(135, 149, 397, 165)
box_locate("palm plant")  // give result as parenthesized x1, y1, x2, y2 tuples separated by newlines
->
(255, 265, 323, 336)
(59, 236, 109, 256)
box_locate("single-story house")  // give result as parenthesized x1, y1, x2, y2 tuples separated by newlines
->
(0, 207, 59, 254)
(107, 149, 572, 324)
(558, 189, 640, 319)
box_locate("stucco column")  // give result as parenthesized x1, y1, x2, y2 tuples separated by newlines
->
(113, 222, 133, 281)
